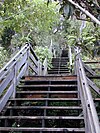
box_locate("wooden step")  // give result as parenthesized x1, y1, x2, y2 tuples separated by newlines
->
(16, 91, 78, 94)
(20, 78, 77, 84)
(9, 98, 80, 101)
(50, 67, 69, 69)
(18, 84, 77, 88)
(9, 98, 100, 102)
(48, 71, 70, 74)
(16, 91, 78, 98)
(23, 75, 77, 80)
(0, 127, 85, 132)
(52, 66, 69, 69)
(0, 116, 84, 120)
(48, 69, 69, 71)
(6, 106, 82, 110)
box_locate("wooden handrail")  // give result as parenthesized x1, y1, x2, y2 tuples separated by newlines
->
(0, 43, 44, 112)
(75, 47, 100, 133)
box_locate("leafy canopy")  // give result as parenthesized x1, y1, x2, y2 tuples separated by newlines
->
(48, 0, 100, 23)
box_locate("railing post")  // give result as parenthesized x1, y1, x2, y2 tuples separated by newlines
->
(38, 60, 42, 75)
(12, 61, 17, 98)
(68, 46, 72, 73)
(43, 58, 47, 76)
(53, 49, 56, 58)
(26, 44, 30, 76)
(39, 62, 42, 75)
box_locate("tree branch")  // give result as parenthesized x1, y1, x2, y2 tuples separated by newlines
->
(75, 15, 93, 22)
(67, 0, 100, 25)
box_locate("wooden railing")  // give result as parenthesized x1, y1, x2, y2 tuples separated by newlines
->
(68, 46, 72, 72)
(75, 47, 100, 133)
(0, 43, 46, 112)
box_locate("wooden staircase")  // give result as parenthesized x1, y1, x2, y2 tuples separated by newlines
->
(48, 57, 70, 74)
(0, 44, 100, 133)
(0, 75, 85, 132)
(48, 49, 70, 75)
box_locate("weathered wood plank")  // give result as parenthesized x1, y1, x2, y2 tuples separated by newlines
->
(16, 91, 78, 94)
(17, 63, 27, 82)
(9, 98, 80, 101)
(0, 127, 85, 132)
(0, 116, 84, 120)
(87, 77, 100, 95)
(43, 58, 47, 76)
(18, 84, 77, 88)
(6, 106, 82, 109)
(0, 70, 14, 95)
(75, 48, 100, 133)
(29, 62, 37, 74)
(17, 53, 27, 70)
(30, 45, 38, 61)
(0, 84, 13, 112)
(29, 52, 38, 67)
(83, 62, 96, 75)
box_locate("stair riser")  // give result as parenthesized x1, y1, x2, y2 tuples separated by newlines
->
(0, 119, 84, 128)
(48, 71, 70, 74)
(20, 80, 77, 85)
(16, 93, 78, 99)
(4, 108, 82, 117)
(24, 75, 77, 80)
(18, 87, 77, 91)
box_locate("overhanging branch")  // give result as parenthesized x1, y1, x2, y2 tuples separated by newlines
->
(67, 0, 100, 25)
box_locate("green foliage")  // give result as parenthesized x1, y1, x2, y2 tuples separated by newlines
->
(35, 46, 53, 69)
(0, 47, 9, 68)
(0, 0, 60, 68)
(48, 0, 100, 24)
(0, 0, 60, 46)
(1, 27, 15, 48)
(59, 19, 100, 56)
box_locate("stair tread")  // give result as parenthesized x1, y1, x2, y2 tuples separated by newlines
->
(21, 78, 77, 82)
(9, 98, 80, 101)
(48, 70, 69, 71)
(0, 116, 84, 119)
(20, 80, 77, 83)
(16, 91, 78, 94)
(6, 106, 82, 109)
(48, 72, 70, 74)
(0, 127, 85, 131)
(18, 84, 77, 87)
